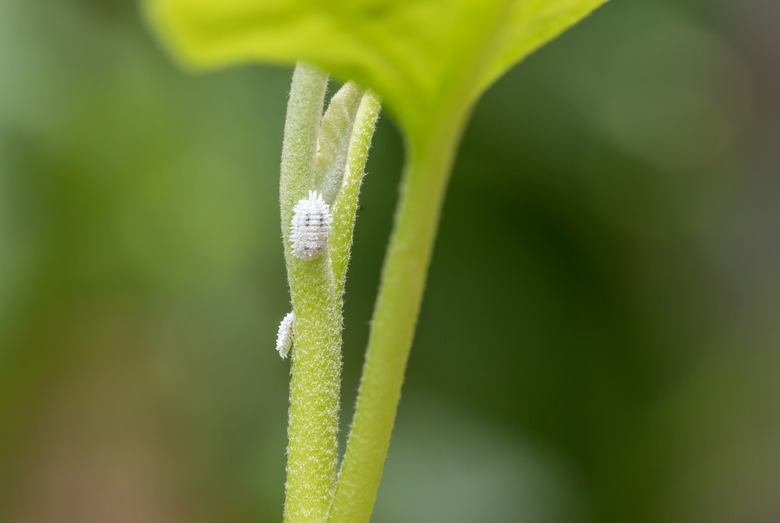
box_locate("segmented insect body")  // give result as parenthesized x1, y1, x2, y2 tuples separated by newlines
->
(290, 190, 333, 261)
(276, 312, 295, 359)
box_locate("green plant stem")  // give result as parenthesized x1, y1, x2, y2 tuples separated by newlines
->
(328, 107, 472, 522)
(282, 63, 343, 523)
(330, 91, 382, 290)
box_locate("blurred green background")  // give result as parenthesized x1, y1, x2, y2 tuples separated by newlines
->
(1, 1, 779, 522)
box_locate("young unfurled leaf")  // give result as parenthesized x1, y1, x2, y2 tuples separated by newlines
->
(315, 82, 364, 205)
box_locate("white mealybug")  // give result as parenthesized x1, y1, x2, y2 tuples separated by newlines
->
(275, 312, 295, 359)
(290, 190, 333, 261)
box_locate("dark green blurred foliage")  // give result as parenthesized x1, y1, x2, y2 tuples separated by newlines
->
(1, 1, 779, 522)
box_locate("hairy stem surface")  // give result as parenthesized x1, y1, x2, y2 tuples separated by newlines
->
(282, 64, 382, 523)
(328, 106, 472, 522)
(282, 63, 342, 523)
(330, 92, 382, 290)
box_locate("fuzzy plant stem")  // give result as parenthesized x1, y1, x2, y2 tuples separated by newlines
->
(281, 62, 382, 522)
(330, 92, 382, 290)
(281, 63, 342, 523)
(328, 106, 472, 522)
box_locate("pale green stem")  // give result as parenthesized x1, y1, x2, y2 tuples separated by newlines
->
(280, 63, 328, 228)
(330, 91, 382, 290)
(282, 63, 343, 523)
(328, 106, 472, 522)
(282, 65, 382, 522)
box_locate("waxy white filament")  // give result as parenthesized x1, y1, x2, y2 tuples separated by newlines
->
(276, 312, 295, 359)
(290, 190, 333, 261)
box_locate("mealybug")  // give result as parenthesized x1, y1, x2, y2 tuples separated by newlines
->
(290, 190, 333, 261)
(275, 312, 295, 359)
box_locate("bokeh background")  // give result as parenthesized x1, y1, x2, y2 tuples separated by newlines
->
(1, 1, 779, 522)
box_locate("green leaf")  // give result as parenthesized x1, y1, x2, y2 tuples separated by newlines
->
(144, 0, 608, 139)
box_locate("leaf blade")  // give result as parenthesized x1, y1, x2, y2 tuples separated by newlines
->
(144, 0, 609, 135)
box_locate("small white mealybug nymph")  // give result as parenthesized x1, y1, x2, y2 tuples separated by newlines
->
(290, 190, 333, 261)
(276, 312, 295, 359)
